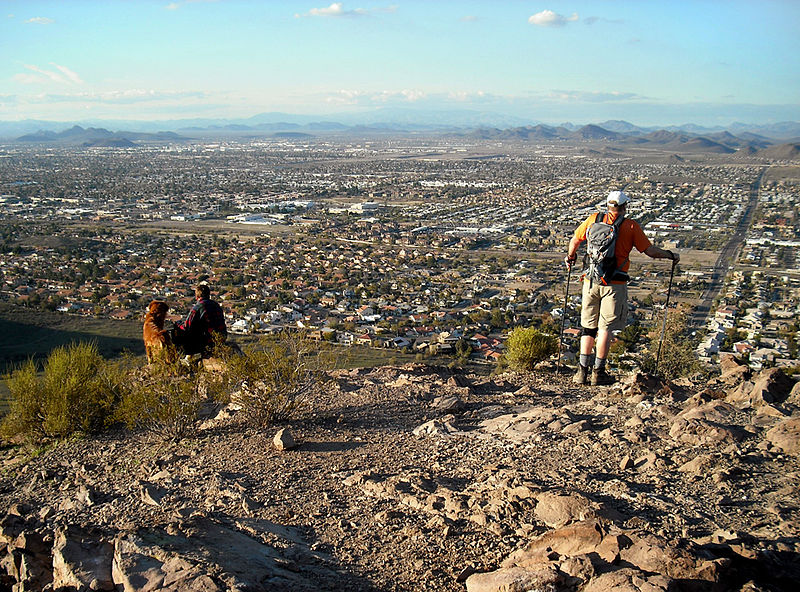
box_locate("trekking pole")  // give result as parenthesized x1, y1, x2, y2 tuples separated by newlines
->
(655, 257, 677, 376)
(557, 262, 573, 374)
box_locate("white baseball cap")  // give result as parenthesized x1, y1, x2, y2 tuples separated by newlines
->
(607, 190, 630, 206)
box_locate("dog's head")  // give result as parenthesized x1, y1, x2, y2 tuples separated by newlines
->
(147, 300, 169, 321)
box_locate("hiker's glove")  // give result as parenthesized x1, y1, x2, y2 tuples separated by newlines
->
(668, 250, 680, 263)
(565, 255, 577, 269)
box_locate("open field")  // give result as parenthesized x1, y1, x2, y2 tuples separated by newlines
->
(0, 303, 144, 373)
(764, 165, 800, 182)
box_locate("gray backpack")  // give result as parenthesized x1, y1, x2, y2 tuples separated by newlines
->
(585, 212, 629, 285)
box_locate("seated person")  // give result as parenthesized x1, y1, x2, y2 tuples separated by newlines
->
(172, 284, 227, 358)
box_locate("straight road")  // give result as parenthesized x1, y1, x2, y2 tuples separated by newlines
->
(688, 168, 766, 329)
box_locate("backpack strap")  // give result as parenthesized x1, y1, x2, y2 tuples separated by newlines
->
(614, 217, 630, 279)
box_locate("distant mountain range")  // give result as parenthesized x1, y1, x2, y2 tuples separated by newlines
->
(15, 125, 184, 146)
(459, 123, 795, 157)
(1, 110, 799, 141)
(4, 119, 800, 160)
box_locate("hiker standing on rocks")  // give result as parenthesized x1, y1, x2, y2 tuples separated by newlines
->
(565, 190, 679, 386)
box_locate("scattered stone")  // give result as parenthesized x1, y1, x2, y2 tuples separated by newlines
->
(140, 484, 167, 507)
(0, 363, 797, 592)
(431, 395, 463, 413)
(455, 564, 476, 583)
(273, 428, 298, 451)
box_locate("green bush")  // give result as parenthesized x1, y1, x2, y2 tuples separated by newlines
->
(221, 333, 330, 427)
(1, 342, 122, 442)
(504, 327, 558, 372)
(114, 348, 222, 440)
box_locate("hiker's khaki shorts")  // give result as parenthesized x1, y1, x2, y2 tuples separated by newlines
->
(581, 281, 628, 332)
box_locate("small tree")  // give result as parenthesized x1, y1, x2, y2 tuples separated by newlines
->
(454, 338, 473, 359)
(504, 327, 558, 372)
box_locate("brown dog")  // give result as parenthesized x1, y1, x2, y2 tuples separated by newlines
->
(143, 300, 172, 363)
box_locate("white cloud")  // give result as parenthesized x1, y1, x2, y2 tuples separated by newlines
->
(325, 89, 427, 105)
(25, 16, 54, 25)
(51, 64, 83, 85)
(548, 90, 643, 103)
(19, 64, 66, 84)
(296, 3, 369, 18)
(12, 73, 42, 85)
(165, 0, 218, 10)
(325, 89, 369, 104)
(14, 64, 83, 86)
(460, 15, 478, 23)
(25, 89, 208, 105)
(528, 10, 578, 27)
(447, 90, 489, 102)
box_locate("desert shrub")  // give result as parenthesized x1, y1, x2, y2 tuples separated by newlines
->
(115, 348, 222, 440)
(221, 332, 330, 427)
(1, 342, 122, 442)
(640, 306, 704, 379)
(504, 327, 558, 372)
(1, 360, 45, 441)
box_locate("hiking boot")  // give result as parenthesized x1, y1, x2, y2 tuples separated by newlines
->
(572, 364, 589, 385)
(590, 367, 613, 386)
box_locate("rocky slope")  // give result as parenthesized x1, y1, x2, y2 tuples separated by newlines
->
(1, 357, 799, 591)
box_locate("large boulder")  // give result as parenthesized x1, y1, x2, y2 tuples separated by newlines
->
(52, 526, 115, 591)
(787, 380, 800, 406)
(727, 368, 795, 409)
(533, 492, 612, 529)
(582, 568, 671, 592)
(718, 354, 751, 385)
(670, 400, 746, 446)
(465, 565, 563, 592)
(473, 519, 737, 592)
(764, 417, 800, 454)
(502, 520, 626, 567)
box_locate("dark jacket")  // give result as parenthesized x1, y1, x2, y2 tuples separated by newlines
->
(180, 297, 227, 350)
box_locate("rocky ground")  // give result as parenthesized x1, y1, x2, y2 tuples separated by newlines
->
(1, 356, 799, 591)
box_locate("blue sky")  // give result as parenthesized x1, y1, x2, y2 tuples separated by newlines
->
(2, 0, 798, 126)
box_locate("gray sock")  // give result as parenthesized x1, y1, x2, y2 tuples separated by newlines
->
(594, 357, 606, 370)
(579, 354, 592, 368)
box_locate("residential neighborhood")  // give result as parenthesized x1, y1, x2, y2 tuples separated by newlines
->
(1, 137, 798, 370)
